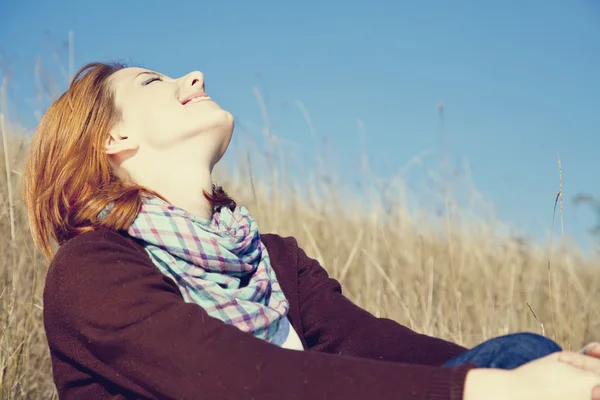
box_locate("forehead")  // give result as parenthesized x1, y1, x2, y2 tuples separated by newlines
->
(109, 67, 161, 104)
(110, 67, 157, 87)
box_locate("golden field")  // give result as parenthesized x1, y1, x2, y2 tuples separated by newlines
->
(0, 114, 598, 399)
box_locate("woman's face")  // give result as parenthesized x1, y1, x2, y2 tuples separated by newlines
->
(106, 67, 234, 165)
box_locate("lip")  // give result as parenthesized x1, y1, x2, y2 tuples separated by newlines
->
(181, 91, 210, 105)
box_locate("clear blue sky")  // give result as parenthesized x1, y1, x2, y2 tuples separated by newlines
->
(1, 0, 599, 250)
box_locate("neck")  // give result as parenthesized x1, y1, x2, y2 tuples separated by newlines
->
(157, 169, 214, 220)
(134, 157, 214, 220)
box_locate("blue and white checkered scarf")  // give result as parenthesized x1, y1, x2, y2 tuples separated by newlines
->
(106, 195, 291, 344)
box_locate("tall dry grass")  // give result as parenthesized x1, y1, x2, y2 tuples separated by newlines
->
(0, 86, 599, 399)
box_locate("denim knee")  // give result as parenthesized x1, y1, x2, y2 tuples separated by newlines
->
(501, 332, 562, 354)
(442, 331, 562, 369)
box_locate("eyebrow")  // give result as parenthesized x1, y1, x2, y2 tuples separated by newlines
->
(134, 71, 161, 81)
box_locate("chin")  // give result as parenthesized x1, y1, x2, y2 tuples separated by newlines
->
(223, 110, 234, 130)
(221, 110, 234, 137)
(221, 114, 234, 151)
(210, 110, 234, 162)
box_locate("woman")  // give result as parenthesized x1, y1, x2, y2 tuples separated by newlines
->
(21, 62, 600, 399)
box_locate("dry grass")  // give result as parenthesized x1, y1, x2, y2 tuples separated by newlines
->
(0, 104, 599, 399)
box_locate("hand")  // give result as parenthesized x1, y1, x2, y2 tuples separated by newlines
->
(464, 351, 600, 400)
(581, 342, 600, 358)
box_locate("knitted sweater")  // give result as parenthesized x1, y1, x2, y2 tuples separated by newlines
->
(43, 228, 474, 399)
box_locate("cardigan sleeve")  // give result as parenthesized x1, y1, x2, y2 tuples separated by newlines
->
(294, 237, 468, 366)
(43, 230, 473, 400)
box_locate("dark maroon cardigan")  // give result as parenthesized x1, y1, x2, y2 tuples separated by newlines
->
(43, 228, 474, 399)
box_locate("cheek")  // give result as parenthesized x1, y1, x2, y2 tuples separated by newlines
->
(137, 102, 186, 147)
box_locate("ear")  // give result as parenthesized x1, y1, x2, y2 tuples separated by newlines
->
(105, 127, 139, 155)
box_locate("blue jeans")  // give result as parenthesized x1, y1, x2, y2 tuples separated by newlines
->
(443, 332, 562, 369)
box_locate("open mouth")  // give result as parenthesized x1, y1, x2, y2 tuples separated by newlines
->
(182, 93, 212, 105)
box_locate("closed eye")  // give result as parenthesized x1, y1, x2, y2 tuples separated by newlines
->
(143, 76, 162, 85)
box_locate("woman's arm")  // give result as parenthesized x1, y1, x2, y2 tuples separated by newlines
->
(43, 229, 473, 399)
(464, 352, 600, 400)
(290, 236, 467, 365)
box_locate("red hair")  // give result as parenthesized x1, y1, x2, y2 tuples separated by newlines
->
(21, 62, 235, 260)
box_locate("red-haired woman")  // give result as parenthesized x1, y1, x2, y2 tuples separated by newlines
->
(22, 62, 600, 399)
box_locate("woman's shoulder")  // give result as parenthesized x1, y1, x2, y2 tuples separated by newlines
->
(51, 228, 149, 269)
(44, 230, 303, 307)
(56, 227, 144, 255)
(50, 230, 305, 278)
(45, 228, 158, 305)
(259, 232, 303, 264)
(260, 232, 297, 249)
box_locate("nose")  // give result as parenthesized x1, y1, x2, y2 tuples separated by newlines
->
(184, 71, 205, 92)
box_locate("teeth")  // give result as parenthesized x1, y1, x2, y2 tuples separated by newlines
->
(188, 96, 211, 104)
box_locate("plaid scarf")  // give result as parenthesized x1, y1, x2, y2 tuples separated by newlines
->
(104, 196, 290, 343)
